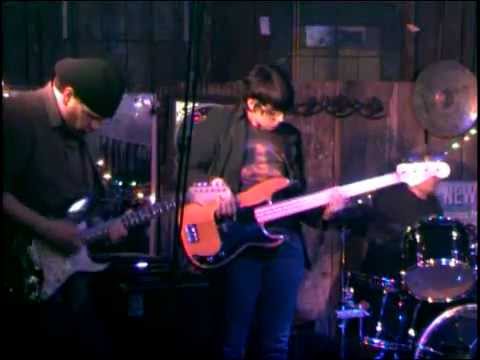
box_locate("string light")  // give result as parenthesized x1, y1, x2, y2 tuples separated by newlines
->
(149, 193, 156, 204)
(443, 126, 477, 155)
(96, 159, 153, 204)
(2, 81, 10, 98)
(352, 194, 373, 207)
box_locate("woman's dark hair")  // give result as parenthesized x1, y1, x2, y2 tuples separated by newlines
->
(241, 64, 294, 113)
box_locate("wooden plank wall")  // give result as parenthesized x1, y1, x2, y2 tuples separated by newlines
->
(2, 1, 187, 89)
(3, 2, 476, 87)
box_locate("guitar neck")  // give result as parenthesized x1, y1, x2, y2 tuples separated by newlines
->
(80, 200, 176, 244)
(254, 173, 400, 223)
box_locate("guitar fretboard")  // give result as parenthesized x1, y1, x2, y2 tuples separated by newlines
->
(80, 200, 176, 243)
(254, 173, 400, 223)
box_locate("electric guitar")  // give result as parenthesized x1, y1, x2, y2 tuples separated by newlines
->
(179, 161, 451, 269)
(7, 198, 174, 304)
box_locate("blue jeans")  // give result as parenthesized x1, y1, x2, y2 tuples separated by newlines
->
(209, 232, 305, 360)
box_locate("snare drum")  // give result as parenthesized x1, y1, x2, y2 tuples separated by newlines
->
(401, 216, 476, 303)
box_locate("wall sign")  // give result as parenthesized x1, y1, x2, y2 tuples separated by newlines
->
(435, 181, 477, 225)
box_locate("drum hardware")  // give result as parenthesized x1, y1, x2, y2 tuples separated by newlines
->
(336, 303, 370, 320)
(349, 271, 398, 293)
(469, 339, 477, 359)
(406, 302, 422, 341)
(336, 226, 371, 360)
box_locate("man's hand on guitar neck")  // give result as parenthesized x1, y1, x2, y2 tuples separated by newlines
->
(3, 192, 128, 254)
(108, 218, 128, 243)
(39, 218, 127, 254)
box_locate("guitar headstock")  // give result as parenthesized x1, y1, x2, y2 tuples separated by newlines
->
(396, 161, 451, 187)
(189, 181, 232, 204)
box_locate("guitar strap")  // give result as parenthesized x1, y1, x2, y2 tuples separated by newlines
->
(207, 107, 241, 181)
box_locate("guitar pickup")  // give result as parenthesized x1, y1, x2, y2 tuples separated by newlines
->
(185, 224, 199, 243)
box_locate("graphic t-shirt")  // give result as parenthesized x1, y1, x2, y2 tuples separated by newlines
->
(238, 124, 305, 257)
(240, 126, 288, 190)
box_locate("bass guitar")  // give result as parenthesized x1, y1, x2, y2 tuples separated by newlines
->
(179, 161, 451, 269)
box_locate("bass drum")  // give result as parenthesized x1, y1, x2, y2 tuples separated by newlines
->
(414, 303, 477, 359)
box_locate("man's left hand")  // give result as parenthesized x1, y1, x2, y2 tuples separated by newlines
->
(108, 219, 128, 243)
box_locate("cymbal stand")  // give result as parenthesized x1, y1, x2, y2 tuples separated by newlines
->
(335, 226, 370, 360)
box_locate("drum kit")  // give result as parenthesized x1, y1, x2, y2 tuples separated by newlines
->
(336, 61, 478, 360)
(342, 215, 477, 360)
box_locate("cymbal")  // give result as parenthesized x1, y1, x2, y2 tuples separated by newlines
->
(413, 60, 477, 138)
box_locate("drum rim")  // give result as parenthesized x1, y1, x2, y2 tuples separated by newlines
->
(414, 303, 478, 359)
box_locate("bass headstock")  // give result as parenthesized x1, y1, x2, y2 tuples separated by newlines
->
(396, 161, 451, 187)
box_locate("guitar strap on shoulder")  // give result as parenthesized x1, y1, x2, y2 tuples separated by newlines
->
(207, 107, 241, 180)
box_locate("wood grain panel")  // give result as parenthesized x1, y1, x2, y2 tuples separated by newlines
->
(75, 1, 103, 41)
(337, 57, 358, 80)
(297, 57, 315, 82)
(441, 2, 463, 61)
(339, 81, 393, 183)
(124, 1, 152, 41)
(314, 57, 336, 81)
(358, 57, 380, 80)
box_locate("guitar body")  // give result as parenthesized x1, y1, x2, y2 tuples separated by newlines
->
(8, 197, 176, 303)
(29, 236, 108, 301)
(180, 177, 290, 269)
(2, 234, 44, 304)
(3, 224, 108, 304)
